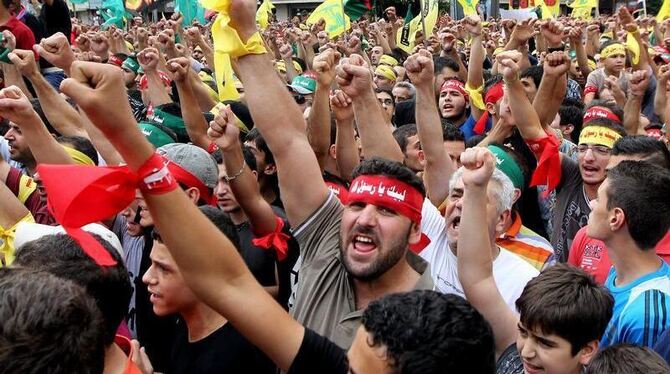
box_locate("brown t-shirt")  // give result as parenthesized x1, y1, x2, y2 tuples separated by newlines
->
(290, 192, 433, 349)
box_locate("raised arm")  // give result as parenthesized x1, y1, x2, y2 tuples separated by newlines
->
(533, 22, 568, 129)
(465, 16, 485, 120)
(330, 90, 359, 181)
(623, 70, 650, 135)
(137, 47, 173, 107)
(0, 86, 74, 166)
(307, 49, 340, 169)
(35, 32, 76, 77)
(568, 25, 593, 80)
(9, 49, 88, 138)
(60, 60, 304, 371)
(457, 147, 519, 358)
(0, 32, 33, 99)
(338, 54, 403, 162)
(234, 16, 329, 227)
(165, 57, 211, 150)
(654, 65, 670, 124)
(497, 50, 546, 141)
(405, 49, 455, 206)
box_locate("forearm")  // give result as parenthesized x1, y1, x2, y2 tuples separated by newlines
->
(533, 73, 566, 129)
(448, 50, 468, 82)
(2, 64, 33, 99)
(176, 80, 210, 149)
(458, 185, 494, 286)
(0, 182, 29, 230)
(21, 116, 75, 165)
(306, 85, 332, 169)
(654, 83, 668, 122)
(508, 80, 545, 140)
(353, 91, 403, 162)
(187, 72, 217, 112)
(221, 145, 277, 234)
(375, 33, 392, 54)
(623, 95, 643, 135)
(416, 84, 454, 205)
(28, 72, 88, 138)
(467, 36, 484, 91)
(79, 110, 123, 165)
(144, 71, 173, 106)
(573, 41, 592, 78)
(335, 118, 359, 181)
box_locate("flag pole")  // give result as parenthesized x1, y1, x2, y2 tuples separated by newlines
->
(419, 0, 428, 46)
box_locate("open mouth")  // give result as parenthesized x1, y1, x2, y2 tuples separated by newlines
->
(351, 234, 378, 254)
(450, 216, 461, 230)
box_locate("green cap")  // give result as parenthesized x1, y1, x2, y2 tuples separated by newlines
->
(289, 75, 316, 94)
(488, 145, 525, 190)
(149, 106, 188, 140)
(139, 122, 177, 148)
(122, 56, 140, 74)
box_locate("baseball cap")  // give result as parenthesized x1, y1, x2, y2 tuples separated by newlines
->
(288, 75, 316, 94)
(157, 143, 218, 190)
(14, 222, 123, 257)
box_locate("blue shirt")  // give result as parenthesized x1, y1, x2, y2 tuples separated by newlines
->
(460, 114, 491, 141)
(601, 260, 670, 348)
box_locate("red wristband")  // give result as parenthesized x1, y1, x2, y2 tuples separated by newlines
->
(137, 153, 178, 195)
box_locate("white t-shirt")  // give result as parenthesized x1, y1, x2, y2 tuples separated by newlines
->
(420, 201, 539, 312)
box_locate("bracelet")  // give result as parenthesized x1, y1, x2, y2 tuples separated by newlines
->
(224, 162, 245, 183)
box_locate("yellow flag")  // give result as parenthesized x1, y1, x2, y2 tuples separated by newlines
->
(457, 0, 479, 15)
(568, 0, 597, 8)
(256, 0, 274, 30)
(535, 0, 553, 19)
(306, 0, 350, 38)
(571, 6, 592, 19)
(214, 51, 240, 101)
(396, 0, 439, 53)
(658, 0, 670, 22)
(626, 32, 640, 65)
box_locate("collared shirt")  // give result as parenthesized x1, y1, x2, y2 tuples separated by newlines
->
(290, 192, 433, 349)
(497, 212, 555, 271)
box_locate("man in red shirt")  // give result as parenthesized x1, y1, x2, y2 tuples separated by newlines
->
(569, 136, 670, 283)
(0, 0, 35, 51)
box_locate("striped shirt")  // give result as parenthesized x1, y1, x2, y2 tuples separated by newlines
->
(496, 212, 556, 271)
(601, 261, 670, 348)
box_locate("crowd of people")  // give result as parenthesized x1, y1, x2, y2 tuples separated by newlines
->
(1, 0, 670, 372)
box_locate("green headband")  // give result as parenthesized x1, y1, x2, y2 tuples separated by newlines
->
(150, 107, 187, 139)
(122, 56, 140, 74)
(488, 145, 525, 190)
(139, 122, 176, 148)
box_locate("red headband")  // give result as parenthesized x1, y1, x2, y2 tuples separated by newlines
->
(165, 161, 216, 206)
(440, 79, 469, 101)
(583, 106, 621, 124)
(346, 175, 430, 253)
(37, 154, 179, 266)
(474, 82, 505, 135)
(108, 55, 124, 67)
(139, 71, 172, 90)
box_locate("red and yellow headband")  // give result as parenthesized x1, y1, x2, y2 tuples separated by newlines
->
(579, 126, 622, 148)
(440, 79, 469, 101)
(600, 43, 626, 59)
(583, 106, 621, 125)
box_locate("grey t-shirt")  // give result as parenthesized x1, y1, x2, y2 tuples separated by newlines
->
(550, 157, 591, 262)
(290, 192, 433, 349)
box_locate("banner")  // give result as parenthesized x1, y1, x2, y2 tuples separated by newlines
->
(306, 0, 351, 38)
(457, 0, 479, 15)
(658, 0, 670, 22)
(256, 0, 275, 30)
(396, 0, 438, 53)
(570, 6, 593, 18)
(567, 0, 597, 8)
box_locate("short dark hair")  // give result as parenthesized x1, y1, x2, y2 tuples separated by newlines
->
(581, 118, 627, 139)
(392, 124, 418, 153)
(212, 145, 258, 173)
(585, 99, 624, 125)
(14, 234, 131, 346)
(516, 263, 614, 356)
(442, 123, 465, 142)
(606, 161, 670, 249)
(0, 267, 105, 373)
(57, 135, 100, 166)
(245, 127, 275, 165)
(362, 291, 495, 373)
(585, 344, 670, 374)
(612, 136, 670, 170)
(351, 157, 425, 198)
(198, 205, 241, 250)
(520, 65, 543, 89)
(433, 56, 459, 74)
(466, 134, 486, 148)
(558, 105, 584, 143)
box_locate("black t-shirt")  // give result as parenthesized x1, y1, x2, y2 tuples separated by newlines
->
(40, 0, 71, 38)
(237, 221, 278, 287)
(496, 344, 523, 374)
(288, 328, 348, 374)
(18, 12, 53, 70)
(169, 319, 275, 374)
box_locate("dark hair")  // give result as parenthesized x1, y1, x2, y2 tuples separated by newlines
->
(562, 96, 585, 110)
(245, 128, 275, 165)
(606, 161, 670, 249)
(212, 145, 258, 173)
(57, 135, 100, 166)
(14, 234, 131, 346)
(375, 87, 395, 106)
(484, 75, 504, 93)
(520, 65, 543, 89)
(0, 267, 105, 373)
(223, 100, 254, 134)
(433, 56, 460, 74)
(612, 136, 670, 170)
(442, 123, 465, 142)
(558, 105, 584, 143)
(585, 344, 670, 374)
(581, 118, 627, 139)
(516, 263, 614, 356)
(466, 134, 486, 148)
(362, 291, 495, 373)
(392, 124, 418, 153)
(351, 157, 425, 198)
(30, 98, 58, 135)
(585, 99, 624, 125)
(198, 205, 241, 250)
